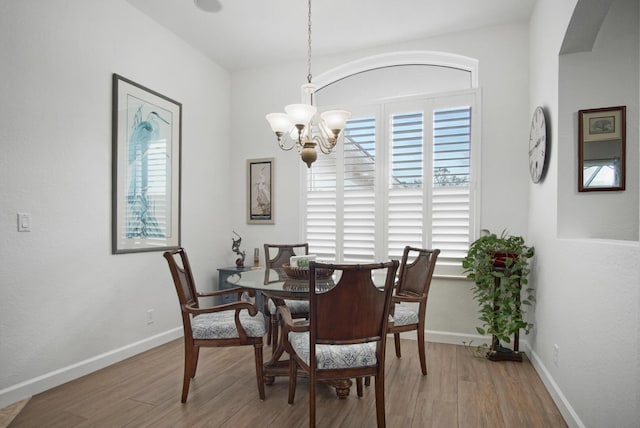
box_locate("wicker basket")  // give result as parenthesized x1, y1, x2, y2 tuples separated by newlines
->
(282, 264, 334, 280)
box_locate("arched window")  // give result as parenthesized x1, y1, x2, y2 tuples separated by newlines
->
(303, 52, 481, 276)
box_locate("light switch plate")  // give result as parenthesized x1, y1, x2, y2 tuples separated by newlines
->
(17, 213, 32, 232)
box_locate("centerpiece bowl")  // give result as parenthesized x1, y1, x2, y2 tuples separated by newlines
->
(282, 264, 334, 280)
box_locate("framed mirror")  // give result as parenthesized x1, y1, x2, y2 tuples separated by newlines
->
(578, 106, 626, 192)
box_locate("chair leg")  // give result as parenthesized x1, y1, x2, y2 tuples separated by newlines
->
(394, 332, 402, 358)
(181, 343, 194, 403)
(270, 313, 279, 354)
(356, 377, 363, 397)
(374, 373, 386, 428)
(288, 356, 297, 404)
(254, 343, 266, 400)
(265, 314, 272, 345)
(264, 298, 272, 345)
(417, 327, 427, 375)
(365, 376, 371, 387)
(309, 372, 316, 428)
(191, 345, 200, 378)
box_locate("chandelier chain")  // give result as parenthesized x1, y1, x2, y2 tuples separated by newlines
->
(307, 0, 312, 83)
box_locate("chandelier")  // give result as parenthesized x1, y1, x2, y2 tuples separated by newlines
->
(265, 0, 351, 168)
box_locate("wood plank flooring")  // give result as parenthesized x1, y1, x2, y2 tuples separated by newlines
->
(8, 339, 567, 427)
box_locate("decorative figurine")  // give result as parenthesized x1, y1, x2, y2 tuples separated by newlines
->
(232, 231, 246, 267)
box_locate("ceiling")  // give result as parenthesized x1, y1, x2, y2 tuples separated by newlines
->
(126, 0, 536, 71)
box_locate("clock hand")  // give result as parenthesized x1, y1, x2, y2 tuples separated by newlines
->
(528, 138, 541, 155)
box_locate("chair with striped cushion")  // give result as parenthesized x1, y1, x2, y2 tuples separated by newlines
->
(284, 260, 399, 427)
(164, 248, 266, 402)
(263, 243, 310, 351)
(388, 246, 440, 375)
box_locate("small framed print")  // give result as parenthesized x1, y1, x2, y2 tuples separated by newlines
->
(579, 106, 624, 142)
(247, 158, 275, 224)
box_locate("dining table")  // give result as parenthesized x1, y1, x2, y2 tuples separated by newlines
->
(226, 266, 358, 398)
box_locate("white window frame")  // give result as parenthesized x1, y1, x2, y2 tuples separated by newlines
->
(301, 89, 480, 277)
(298, 52, 481, 277)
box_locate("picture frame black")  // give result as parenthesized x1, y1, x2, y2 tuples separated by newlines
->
(578, 106, 626, 192)
(247, 157, 275, 224)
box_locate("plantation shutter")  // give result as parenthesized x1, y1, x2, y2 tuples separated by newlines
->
(305, 151, 337, 262)
(304, 91, 477, 276)
(342, 116, 377, 263)
(388, 111, 425, 259)
(432, 107, 472, 272)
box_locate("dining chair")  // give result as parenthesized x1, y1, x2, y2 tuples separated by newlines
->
(163, 248, 266, 402)
(388, 246, 440, 375)
(263, 243, 310, 350)
(284, 260, 399, 427)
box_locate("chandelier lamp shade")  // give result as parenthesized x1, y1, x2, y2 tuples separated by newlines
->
(265, 0, 351, 168)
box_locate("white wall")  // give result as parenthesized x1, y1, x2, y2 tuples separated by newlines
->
(529, 0, 640, 426)
(0, 0, 232, 407)
(230, 23, 531, 340)
(314, 64, 473, 106)
(558, 0, 639, 241)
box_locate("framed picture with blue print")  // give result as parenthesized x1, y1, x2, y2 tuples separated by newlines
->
(112, 74, 182, 253)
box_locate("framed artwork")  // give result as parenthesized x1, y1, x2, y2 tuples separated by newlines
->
(578, 106, 626, 192)
(579, 106, 624, 142)
(112, 74, 182, 253)
(247, 157, 275, 224)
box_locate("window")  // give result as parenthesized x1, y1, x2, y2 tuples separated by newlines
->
(304, 91, 479, 276)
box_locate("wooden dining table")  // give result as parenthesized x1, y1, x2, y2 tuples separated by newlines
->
(226, 266, 358, 398)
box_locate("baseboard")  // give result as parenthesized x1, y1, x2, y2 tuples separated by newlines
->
(523, 344, 585, 428)
(425, 329, 491, 346)
(0, 327, 182, 409)
(394, 329, 492, 347)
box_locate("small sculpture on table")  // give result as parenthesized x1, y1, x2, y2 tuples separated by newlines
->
(232, 231, 246, 267)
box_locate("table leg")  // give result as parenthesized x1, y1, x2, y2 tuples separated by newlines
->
(262, 297, 293, 385)
(326, 379, 352, 399)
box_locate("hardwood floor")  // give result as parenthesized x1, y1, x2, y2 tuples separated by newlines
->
(8, 339, 567, 427)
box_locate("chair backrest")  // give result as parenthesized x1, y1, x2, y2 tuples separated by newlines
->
(396, 246, 440, 299)
(309, 261, 399, 345)
(164, 248, 200, 311)
(264, 243, 309, 268)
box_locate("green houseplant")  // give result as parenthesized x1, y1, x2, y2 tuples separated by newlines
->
(462, 230, 535, 360)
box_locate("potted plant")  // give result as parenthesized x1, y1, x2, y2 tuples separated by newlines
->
(462, 230, 535, 361)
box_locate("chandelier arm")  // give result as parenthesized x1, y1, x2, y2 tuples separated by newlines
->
(278, 133, 304, 152)
(312, 135, 337, 155)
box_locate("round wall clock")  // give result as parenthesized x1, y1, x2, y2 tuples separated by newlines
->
(529, 106, 548, 183)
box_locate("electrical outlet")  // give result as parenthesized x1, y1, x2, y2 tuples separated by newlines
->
(553, 344, 559, 367)
(146, 309, 154, 325)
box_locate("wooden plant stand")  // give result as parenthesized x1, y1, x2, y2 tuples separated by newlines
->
(486, 266, 523, 362)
